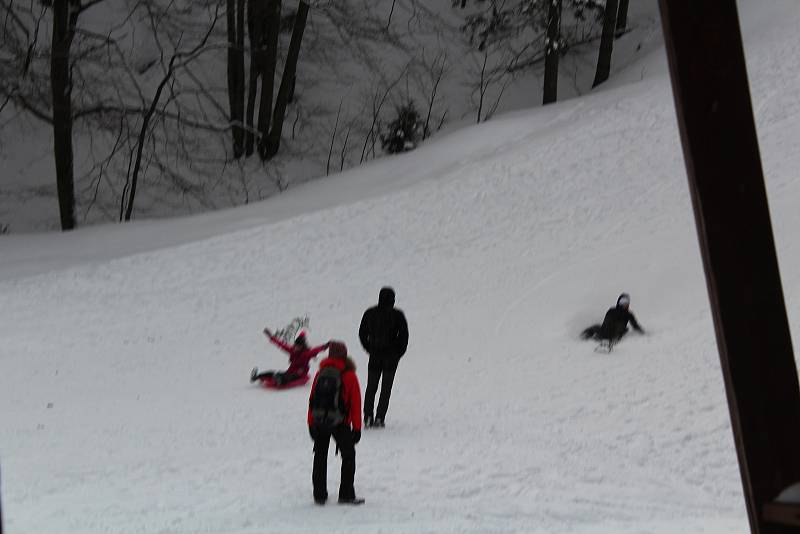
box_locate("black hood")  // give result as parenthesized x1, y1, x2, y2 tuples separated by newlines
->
(378, 287, 395, 308)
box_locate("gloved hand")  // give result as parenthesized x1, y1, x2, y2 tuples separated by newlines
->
(352, 429, 361, 444)
(309, 426, 319, 441)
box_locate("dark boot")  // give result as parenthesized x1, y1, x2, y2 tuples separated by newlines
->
(338, 496, 365, 505)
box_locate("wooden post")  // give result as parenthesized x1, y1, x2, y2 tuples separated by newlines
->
(658, 0, 800, 532)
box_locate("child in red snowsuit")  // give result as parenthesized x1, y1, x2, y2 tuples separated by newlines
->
(251, 329, 329, 385)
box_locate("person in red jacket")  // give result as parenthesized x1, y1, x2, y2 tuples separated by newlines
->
(250, 329, 329, 385)
(307, 341, 363, 505)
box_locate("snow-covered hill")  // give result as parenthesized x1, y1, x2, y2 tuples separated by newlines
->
(2, 0, 800, 532)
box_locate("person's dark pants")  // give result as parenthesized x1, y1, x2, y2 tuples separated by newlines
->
(581, 325, 628, 343)
(581, 325, 601, 339)
(254, 370, 275, 381)
(312, 425, 356, 501)
(254, 370, 302, 384)
(364, 356, 399, 421)
(276, 370, 304, 384)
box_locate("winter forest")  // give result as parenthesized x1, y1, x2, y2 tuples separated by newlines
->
(1, 0, 638, 231)
(3, 0, 800, 533)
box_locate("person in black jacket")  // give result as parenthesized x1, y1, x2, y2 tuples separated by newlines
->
(359, 287, 408, 428)
(581, 293, 644, 344)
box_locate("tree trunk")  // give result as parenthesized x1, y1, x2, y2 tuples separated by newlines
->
(226, 0, 245, 157)
(51, 0, 77, 231)
(236, 0, 246, 121)
(592, 0, 618, 88)
(264, 1, 308, 160)
(616, 0, 630, 34)
(386, 0, 396, 30)
(245, 59, 258, 155)
(543, 0, 562, 105)
(124, 74, 170, 221)
(226, 0, 236, 140)
(245, 0, 262, 156)
(257, 0, 281, 159)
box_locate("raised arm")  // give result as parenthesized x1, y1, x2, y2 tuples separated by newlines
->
(264, 328, 293, 353)
(306, 342, 330, 359)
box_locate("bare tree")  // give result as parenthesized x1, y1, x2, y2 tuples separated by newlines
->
(616, 0, 629, 35)
(74, 2, 243, 221)
(3, 0, 525, 229)
(414, 49, 448, 140)
(326, 98, 342, 175)
(264, 0, 308, 160)
(475, 47, 489, 123)
(2, 0, 232, 227)
(386, 0, 397, 30)
(256, 0, 281, 159)
(469, 44, 513, 123)
(227, 0, 246, 157)
(543, 0, 562, 105)
(339, 122, 352, 171)
(245, 0, 262, 155)
(360, 66, 406, 163)
(455, 0, 602, 112)
(122, 4, 223, 221)
(50, 0, 84, 230)
(592, 0, 618, 87)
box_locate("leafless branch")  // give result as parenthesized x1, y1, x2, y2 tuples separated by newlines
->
(360, 64, 408, 163)
(123, 1, 222, 220)
(2, 90, 53, 123)
(326, 98, 342, 176)
(339, 122, 351, 172)
(76, 0, 110, 16)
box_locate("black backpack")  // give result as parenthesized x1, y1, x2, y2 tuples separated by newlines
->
(310, 366, 346, 429)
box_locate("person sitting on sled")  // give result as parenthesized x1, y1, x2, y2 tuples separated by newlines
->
(581, 293, 645, 345)
(251, 329, 330, 385)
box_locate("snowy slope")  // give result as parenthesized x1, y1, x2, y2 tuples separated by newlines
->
(3, 0, 800, 533)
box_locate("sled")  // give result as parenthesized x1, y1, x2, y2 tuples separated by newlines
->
(593, 339, 616, 354)
(258, 374, 310, 390)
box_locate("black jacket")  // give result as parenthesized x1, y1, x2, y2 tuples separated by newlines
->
(359, 293, 408, 360)
(599, 305, 643, 340)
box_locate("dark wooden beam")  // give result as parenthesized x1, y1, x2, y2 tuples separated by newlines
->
(657, 1, 800, 532)
(763, 503, 800, 529)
